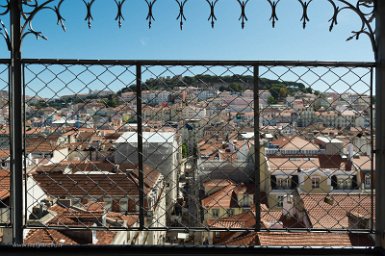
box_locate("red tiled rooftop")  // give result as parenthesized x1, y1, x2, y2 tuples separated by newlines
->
(0, 169, 10, 200)
(300, 193, 372, 229)
(221, 232, 374, 247)
(33, 163, 161, 197)
(24, 229, 78, 245)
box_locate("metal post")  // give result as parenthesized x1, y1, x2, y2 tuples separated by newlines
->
(136, 64, 145, 229)
(375, 0, 385, 248)
(253, 65, 261, 231)
(9, 0, 23, 245)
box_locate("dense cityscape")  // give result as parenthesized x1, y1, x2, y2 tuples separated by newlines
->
(0, 73, 374, 246)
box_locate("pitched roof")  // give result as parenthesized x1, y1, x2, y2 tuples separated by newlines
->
(201, 184, 237, 208)
(220, 232, 374, 247)
(271, 136, 319, 151)
(115, 131, 175, 144)
(352, 156, 372, 171)
(257, 232, 374, 247)
(267, 157, 320, 172)
(33, 165, 161, 197)
(300, 193, 372, 229)
(207, 210, 255, 229)
(0, 169, 10, 200)
(24, 229, 78, 245)
(26, 137, 58, 153)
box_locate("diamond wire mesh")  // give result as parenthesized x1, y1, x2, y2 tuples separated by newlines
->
(0, 62, 9, 228)
(21, 61, 374, 246)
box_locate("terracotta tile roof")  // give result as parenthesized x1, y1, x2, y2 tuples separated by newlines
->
(33, 165, 161, 197)
(261, 210, 283, 229)
(271, 136, 319, 151)
(207, 204, 296, 230)
(203, 179, 234, 188)
(220, 232, 374, 247)
(26, 137, 58, 153)
(318, 155, 346, 169)
(207, 210, 255, 229)
(220, 231, 257, 246)
(352, 156, 372, 171)
(25, 227, 119, 245)
(257, 232, 374, 247)
(76, 131, 95, 141)
(267, 157, 320, 172)
(300, 193, 372, 229)
(107, 212, 139, 227)
(24, 229, 78, 245)
(0, 169, 10, 200)
(201, 184, 237, 208)
(202, 181, 257, 208)
(0, 150, 9, 160)
(96, 231, 117, 244)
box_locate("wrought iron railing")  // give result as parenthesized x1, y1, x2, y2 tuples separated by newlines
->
(0, 58, 377, 247)
(0, 0, 383, 252)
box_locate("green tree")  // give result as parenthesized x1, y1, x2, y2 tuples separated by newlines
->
(105, 95, 119, 108)
(182, 143, 189, 158)
(267, 96, 276, 105)
(229, 83, 243, 92)
(279, 86, 288, 99)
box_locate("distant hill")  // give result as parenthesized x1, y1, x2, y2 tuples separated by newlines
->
(119, 74, 310, 92)
(30, 74, 315, 109)
(118, 74, 314, 101)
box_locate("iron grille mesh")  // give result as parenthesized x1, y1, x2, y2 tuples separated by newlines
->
(0, 62, 9, 227)
(20, 61, 374, 246)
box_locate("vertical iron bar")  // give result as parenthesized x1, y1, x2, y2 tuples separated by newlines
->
(370, 67, 374, 232)
(253, 65, 261, 231)
(375, 0, 385, 248)
(10, 0, 23, 245)
(22, 63, 28, 226)
(136, 64, 145, 229)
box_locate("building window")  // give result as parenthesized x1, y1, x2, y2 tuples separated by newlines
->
(365, 174, 371, 189)
(277, 177, 291, 189)
(337, 178, 352, 190)
(227, 209, 234, 217)
(311, 177, 320, 189)
(242, 195, 250, 207)
(212, 209, 219, 218)
(277, 195, 284, 207)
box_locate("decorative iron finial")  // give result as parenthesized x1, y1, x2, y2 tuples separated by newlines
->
(83, 0, 95, 29)
(0, 0, 377, 56)
(176, 0, 187, 30)
(237, 0, 249, 29)
(298, 0, 312, 29)
(0, 20, 10, 51)
(145, 0, 157, 29)
(267, 0, 280, 28)
(328, 0, 339, 31)
(206, 0, 218, 29)
(114, 0, 126, 28)
(54, 0, 66, 31)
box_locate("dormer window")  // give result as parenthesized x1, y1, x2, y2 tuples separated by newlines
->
(337, 177, 352, 190)
(277, 177, 291, 189)
(311, 177, 320, 189)
(365, 174, 371, 189)
(242, 195, 250, 207)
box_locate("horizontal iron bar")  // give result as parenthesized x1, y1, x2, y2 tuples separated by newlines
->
(24, 224, 375, 234)
(0, 245, 379, 256)
(0, 59, 11, 64)
(20, 58, 376, 67)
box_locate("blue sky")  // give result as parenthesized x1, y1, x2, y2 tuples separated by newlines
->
(0, 0, 375, 61)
